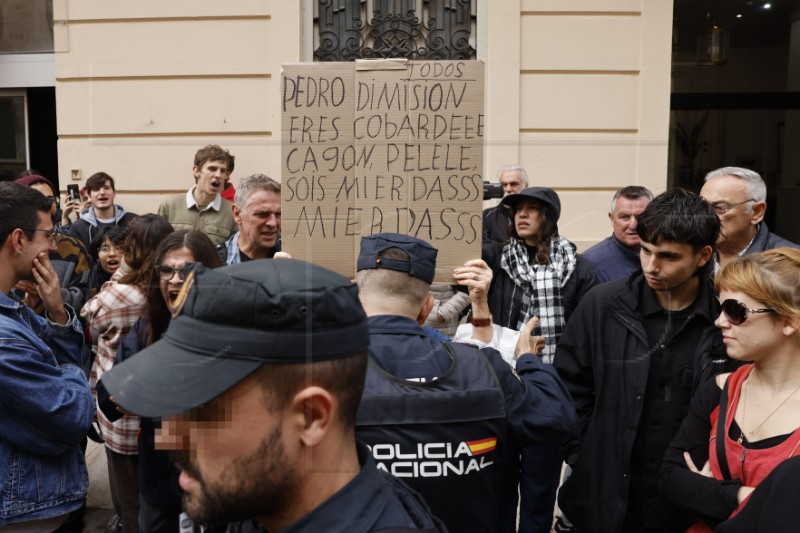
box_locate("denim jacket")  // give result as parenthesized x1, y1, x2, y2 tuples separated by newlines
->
(0, 291, 94, 527)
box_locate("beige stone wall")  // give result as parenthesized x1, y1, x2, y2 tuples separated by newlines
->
(53, 0, 299, 215)
(54, 0, 674, 248)
(485, 0, 674, 250)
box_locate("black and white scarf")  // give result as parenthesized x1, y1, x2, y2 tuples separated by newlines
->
(500, 235, 577, 363)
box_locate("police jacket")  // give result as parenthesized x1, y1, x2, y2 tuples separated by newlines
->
(552, 272, 731, 533)
(358, 315, 577, 533)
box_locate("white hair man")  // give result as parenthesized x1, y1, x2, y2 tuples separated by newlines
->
(700, 166, 798, 267)
(219, 173, 282, 264)
(482, 164, 529, 243)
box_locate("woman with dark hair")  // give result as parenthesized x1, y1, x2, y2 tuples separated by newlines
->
(484, 187, 596, 360)
(483, 187, 596, 533)
(81, 214, 174, 533)
(116, 230, 221, 533)
(84, 225, 127, 299)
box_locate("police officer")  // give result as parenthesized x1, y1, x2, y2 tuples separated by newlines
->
(354, 233, 578, 533)
(100, 259, 446, 532)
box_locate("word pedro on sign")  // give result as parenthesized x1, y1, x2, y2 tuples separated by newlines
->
(281, 59, 485, 281)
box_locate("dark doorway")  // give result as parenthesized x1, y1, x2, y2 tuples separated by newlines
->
(670, 0, 800, 241)
(26, 86, 59, 189)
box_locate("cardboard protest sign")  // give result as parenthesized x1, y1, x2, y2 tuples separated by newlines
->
(281, 59, 484, 282)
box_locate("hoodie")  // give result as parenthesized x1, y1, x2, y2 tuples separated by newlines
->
(68, 204, 137, 250)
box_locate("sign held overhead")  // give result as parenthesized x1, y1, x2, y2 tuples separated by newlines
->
(281, 60, 485, 281)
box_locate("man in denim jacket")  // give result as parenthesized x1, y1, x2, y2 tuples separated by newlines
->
(0, 182, 94, 530)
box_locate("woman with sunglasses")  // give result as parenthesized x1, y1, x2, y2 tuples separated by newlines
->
(659, 247, 800, 532)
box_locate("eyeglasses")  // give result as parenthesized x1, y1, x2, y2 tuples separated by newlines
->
(46, 196, 59, 206)
(708, 198, 756, 215)
(99, 244, 125, 254)
(24, 228, 60, 244)
(720, 299, 775, 325)
(155, 264, 185, 281)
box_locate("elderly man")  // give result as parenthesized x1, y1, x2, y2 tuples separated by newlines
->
(218, 174, 281, 264)
(0, 182, 94, 530)
(158, 144, 239, 244)
(100, 259, 445, 532)
(355, 233, 577, 533)
(483, 164, 529, 243)
(583, 186, 653, 283)
(700, 166, 798, 267)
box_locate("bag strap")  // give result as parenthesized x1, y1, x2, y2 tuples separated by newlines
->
(716, 377, 732, 481)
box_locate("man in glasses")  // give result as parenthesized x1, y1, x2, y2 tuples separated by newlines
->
(700, 166, 798, 267)
(15, 175, 92, 314)
(554, 190, 732, 533)
(0, 182, 94, 530)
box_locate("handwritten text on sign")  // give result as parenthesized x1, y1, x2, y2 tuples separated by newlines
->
(281, 60, 484, 280)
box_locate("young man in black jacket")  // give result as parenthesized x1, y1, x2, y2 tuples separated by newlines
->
(553, 189, 731, 533)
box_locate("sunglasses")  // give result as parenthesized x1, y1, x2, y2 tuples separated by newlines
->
(720, 299, 775, 325)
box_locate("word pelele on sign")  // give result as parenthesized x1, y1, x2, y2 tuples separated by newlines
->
(281, 59, 485, 281)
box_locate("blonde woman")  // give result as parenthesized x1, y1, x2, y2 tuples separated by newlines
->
(659, 248, 800, 532)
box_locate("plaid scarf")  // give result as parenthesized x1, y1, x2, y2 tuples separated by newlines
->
(500, 235, 577, 363)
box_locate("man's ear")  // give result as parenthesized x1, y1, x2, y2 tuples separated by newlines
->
(607, 211, 615, 225)
(417, 293, 434, 325)
(6, 228, 26, 255)
(749, 200, 766, 225)
(290, 386, 334, 448)
(232, 204, 242, 225)
(192, 165, 201, 183)
(696, 244, 713, 269)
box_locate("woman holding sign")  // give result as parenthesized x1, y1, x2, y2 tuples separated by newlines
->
(483, 186, 596, 533)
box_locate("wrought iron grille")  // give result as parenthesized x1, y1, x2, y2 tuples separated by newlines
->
(314, 0, 476, 61)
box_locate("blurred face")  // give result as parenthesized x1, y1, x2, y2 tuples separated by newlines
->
(233, 190, 281, 257)
(700, 176, 761, 248)
(500, 170, 525, 196)
(640, 239, 711, 293)
(514, 198, 544, 246)
(193, 160, 228, 198)
(715, 289, 783, 361)
(157, 247, 195, 309)
(89, 181, 116, 211)
(98, 237, 125, 275)
(157, 375, 299, 525)
(610, 196, 650, 249)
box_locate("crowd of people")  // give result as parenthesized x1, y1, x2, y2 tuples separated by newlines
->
(1, 147, 799, 533)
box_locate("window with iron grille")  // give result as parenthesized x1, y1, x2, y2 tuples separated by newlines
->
(314, 0, 476, 61)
